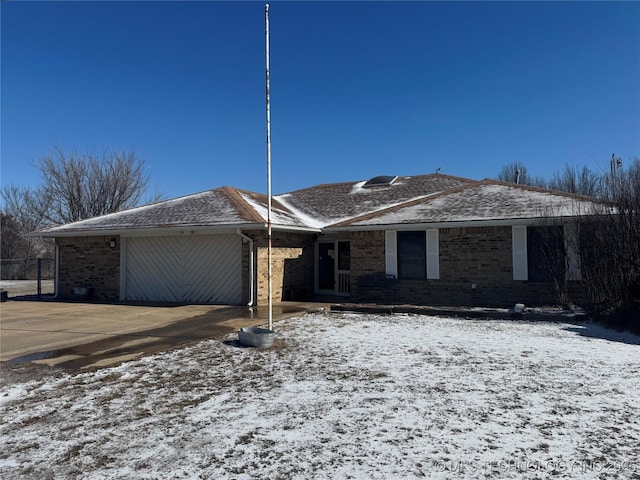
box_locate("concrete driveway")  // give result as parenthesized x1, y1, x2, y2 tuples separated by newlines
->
(0, 300, 326, 369)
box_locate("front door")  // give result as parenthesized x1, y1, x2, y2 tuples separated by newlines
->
(317, 241, 350, 296)
(318, 243, 335, 290)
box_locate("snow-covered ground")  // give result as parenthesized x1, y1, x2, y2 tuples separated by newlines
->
(1, 313, 639, 479)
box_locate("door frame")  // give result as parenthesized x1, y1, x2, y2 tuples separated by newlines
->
(314, 237, 351, 297)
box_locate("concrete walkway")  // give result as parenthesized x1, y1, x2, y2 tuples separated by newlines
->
(0, 300, 327, 369)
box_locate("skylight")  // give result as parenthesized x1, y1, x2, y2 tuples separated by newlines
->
(363, 175, 398, 188)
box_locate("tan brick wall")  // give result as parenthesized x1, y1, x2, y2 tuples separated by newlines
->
(350, 230, 385, 275)
(243, 230, 315, 306)
(349, 230, 386, 301)
(54, 226, 576, 308)
(56, 231, 314, 306)
(439, 226, 512, 283)
(349, 227, 566, 307)
(57, 236, 120, 301)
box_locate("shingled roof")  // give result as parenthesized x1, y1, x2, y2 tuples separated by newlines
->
(37, 174, 605, 236)
(328, 180, 606, 229)
(37, 186, 308, 236)
(275, 173, 473, 227)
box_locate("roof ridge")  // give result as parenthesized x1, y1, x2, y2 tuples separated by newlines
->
(281, 172, 476, 196)
(426, 172, 478, 184)
(233, 188, 296, 215)
(282, 179, 364, 195)
(219, 186, 266, 223)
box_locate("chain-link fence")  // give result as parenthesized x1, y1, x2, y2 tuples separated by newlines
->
(0, 258, 55, 298)
(1, 258, 55, 281)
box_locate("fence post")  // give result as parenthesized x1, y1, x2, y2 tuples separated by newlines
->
(37, 257, 42, 298)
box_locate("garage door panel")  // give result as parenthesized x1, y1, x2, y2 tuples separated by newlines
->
(182, 235, 241, 304)
(125, 235, 241, 304)
(209, 247, 244, 303)
(126, 237, 183, 302)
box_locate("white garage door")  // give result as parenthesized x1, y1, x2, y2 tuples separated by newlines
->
(125, 235, 242, 304)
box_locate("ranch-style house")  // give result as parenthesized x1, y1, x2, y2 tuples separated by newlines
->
(37, 173, 603, 307)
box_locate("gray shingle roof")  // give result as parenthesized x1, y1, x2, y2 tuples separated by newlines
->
(275, 174, 473, 227)
(237, 189, 313, 229)
(37, 187, 262, 235)
(36, 175, 605, 237)
(330, 180, 606, 228)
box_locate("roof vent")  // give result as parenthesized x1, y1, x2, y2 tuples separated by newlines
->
(363, 175, 398, 188)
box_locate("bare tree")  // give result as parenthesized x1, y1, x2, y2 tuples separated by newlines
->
(577, 156, 640, 319)
(1, 185, 53, 267)
(1, 213, 29, 261)
(35, 147, 152, 224)
(1, 185, 50, 235)
(1, 147, 158, 266)
(496, 162, 547, 188)
(547, 165, 604, 198)
(514, 156, 638, 326)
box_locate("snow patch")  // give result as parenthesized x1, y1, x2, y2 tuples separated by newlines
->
(275, 194, 350, 228)
(239, 193, 306, 227)
(1, 313, 638, 479)
(349, 181, 367, 194)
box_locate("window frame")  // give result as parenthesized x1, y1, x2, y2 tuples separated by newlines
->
(397, 230, 427, 280)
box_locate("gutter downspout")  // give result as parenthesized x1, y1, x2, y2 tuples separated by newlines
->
(237, 229, 254, 307)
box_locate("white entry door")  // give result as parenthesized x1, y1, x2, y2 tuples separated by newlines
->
(124, 234, 242, 304)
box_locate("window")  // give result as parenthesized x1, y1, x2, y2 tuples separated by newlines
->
(363, 175, 398, 188)
(398, 231, 426, 279)
(387, 230, 439, 280)
(527, 226, 565, 282)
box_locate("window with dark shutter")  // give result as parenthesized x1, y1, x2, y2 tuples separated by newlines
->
(527, 226, 565, 283)
(397, 231, 426, 280)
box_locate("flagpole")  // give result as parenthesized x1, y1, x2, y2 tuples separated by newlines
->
(265, 3, 273, 331)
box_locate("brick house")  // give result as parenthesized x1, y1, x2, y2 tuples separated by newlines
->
(37, 173, 603, 307)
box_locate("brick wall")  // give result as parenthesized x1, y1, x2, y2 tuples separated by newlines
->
(56, 231, 314, 306)
(349, 226, 570, 307)
(244, 230, 315, 306)
(54, 226, 578, 308)
(349, 231, 387, 301)
(57, 236, 120, 301)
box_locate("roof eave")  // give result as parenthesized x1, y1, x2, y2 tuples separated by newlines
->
(323, 215, 601, 232)
(35, 221, 323, 238)
(35, 223, 269, 238)
(271, 225, 322, 234)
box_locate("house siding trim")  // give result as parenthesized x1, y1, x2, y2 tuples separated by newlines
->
(385, 230, 398, 277)
(426, 229, 440, 280)
(325, 216, 596, 233)
(512, 226, 528, 281)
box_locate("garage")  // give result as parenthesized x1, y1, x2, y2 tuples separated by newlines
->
(123, 234, 242, 304)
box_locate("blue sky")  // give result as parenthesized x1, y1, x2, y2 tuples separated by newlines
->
(2, 1, 639, 200)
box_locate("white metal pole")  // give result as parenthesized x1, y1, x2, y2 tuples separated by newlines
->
(265, 3, 273, 331)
